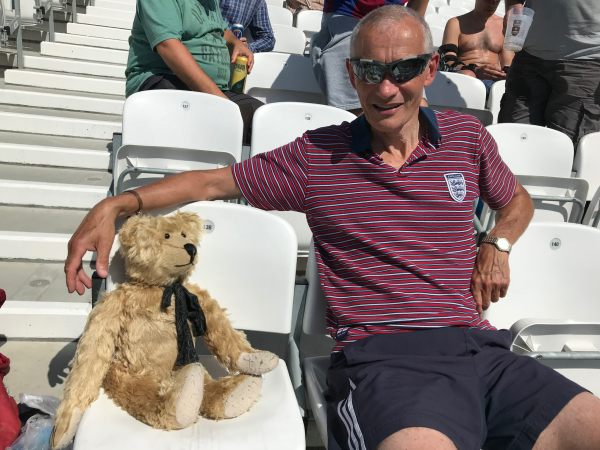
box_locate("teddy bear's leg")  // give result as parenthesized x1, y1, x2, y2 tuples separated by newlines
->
(200, 372, 262, 420)
(193, 290, 278, 375)
(105, 363, 204, 430)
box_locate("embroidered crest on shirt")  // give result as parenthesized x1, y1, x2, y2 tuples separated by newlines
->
(444, 172, 466, 202)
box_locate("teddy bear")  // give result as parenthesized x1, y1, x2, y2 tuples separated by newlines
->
(51, 212, 279, 449)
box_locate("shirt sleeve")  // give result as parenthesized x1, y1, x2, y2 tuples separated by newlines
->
(137, 0, 184, 50)
(231, 136, 309, 212)
(478, 124, 517, 210)
(247, 1, 275, 53)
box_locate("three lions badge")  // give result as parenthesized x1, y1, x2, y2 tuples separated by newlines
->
(444, 173, 466, 202)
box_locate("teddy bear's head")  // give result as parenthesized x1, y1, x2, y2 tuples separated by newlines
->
(118, 212, 203, 286)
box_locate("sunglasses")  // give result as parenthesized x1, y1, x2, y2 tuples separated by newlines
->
(349, 54, 433, 84)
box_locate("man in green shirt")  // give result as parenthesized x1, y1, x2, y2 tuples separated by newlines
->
(125, 0, 261, 144)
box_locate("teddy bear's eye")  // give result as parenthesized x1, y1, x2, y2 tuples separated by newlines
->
(164, 233, 170, 239)
(181, 232, 186, 238)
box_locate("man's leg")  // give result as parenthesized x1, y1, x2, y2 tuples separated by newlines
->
(378, 428, 457, 450)
(223, 91, 264, 146)
(533, 392, 600, 449)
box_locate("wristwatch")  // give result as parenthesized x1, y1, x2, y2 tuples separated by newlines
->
(480, 235, 512, 253)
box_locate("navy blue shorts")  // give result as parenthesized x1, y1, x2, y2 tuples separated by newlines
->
(326, 328, 586, 450)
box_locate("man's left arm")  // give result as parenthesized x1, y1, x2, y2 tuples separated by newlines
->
(406, 0, 429, 17)
(471, 182, 533, 313)
(224, 30, 256, 72)
(247, 1, 275, 53)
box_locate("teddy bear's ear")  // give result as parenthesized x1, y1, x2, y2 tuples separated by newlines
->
(118, 215, 158, 249)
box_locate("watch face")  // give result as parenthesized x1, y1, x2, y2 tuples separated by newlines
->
(496, 238, 511, 252)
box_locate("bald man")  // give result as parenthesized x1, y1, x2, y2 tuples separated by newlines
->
(66, 6, 600, 450)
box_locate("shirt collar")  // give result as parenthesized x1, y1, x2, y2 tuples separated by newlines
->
(349, 107, 442, 154)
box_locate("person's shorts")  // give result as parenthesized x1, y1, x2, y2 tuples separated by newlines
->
(138, 74, 263, 145)
(498, 51, 600, 146)
(310, 13, 361, 111)
(326, 327, 586, 450)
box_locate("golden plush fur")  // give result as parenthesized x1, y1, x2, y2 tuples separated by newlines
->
(52, 212, 278, 449)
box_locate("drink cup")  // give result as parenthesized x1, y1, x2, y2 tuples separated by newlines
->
(503, 6, 535, 52)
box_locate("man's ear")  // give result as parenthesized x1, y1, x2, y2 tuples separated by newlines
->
(423, 53, 440, 88)
(346, 58, 358, 89)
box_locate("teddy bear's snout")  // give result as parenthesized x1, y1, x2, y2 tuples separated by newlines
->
(184, 243, 197, 262)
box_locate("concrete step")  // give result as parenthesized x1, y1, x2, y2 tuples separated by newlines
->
(40, 41, 128, 65)
(92, 0, 136, 11)
(0, 179, 108, 208)
(66, 22, 131, 40)
(24, 55, 125, 78)
(4, 69, 125, 96)
(85, 6, 135, 21)
(54, 32, 130, 50)
(0, 141, 110, 169)
(0, 163, 111, 186)
(0, 204, 89, 234)
(0, 129, 111, 152)
(0, 87, 124, 114)
(77, 13, 133, 30)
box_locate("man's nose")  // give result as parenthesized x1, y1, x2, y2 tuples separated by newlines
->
(184, 243, 197, 258)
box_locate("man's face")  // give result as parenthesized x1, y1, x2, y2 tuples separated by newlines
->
(347, 20, 438, 136)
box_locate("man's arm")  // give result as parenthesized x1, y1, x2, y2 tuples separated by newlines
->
(471, 182, 533, 313)
(223, 30, 255, 72)
(246, 1, 275, 53)
(406, 0, 429, 17)
(65, 168, 241, 295)
(155, 39, 228, 98)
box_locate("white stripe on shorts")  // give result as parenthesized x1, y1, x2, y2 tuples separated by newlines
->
(336, 379, 366, 450)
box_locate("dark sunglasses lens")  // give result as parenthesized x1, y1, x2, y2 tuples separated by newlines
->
(390, 58, 427, 83)
(354, 62, 384, 84)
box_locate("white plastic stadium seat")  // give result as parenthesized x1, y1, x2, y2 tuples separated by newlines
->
(429, 25, 445, 48)
(267, 4, 293, 26)
(486, 123, 574, 177)
(486, 79, 505, 124)
(74, 201, 305, 450)
(574, 131, 600, 201)
(272, 24, 307, 55)
(424, 12, 449, 29)
(113, 90, 243, 193)
(250, 102, 355, 256)
(426, 71, 487, 109)
(294, 9, 323, 41)
(245, 52, 326, 104)
(483, 222, 600, 395)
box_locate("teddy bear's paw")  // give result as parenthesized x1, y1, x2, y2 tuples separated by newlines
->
(236, 351, 279, 375)
(175, 364, 205, 428)
(51, 407, 83, 449)
(222, 375, 262, 418)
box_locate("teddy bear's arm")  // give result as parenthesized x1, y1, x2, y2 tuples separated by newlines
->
(52, 291, 126, 449)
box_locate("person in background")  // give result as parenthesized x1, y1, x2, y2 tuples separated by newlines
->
(499, 0, 600, 147)
(286, 0, 324, 14)
(125, 0, 262, 144)
(65, 6, 600, 450)
(220, 0, 276, 53)
(440, 0, 513, 93)
(310, 0, 429, 114)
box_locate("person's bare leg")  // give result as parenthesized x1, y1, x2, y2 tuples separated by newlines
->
(533, 392, 600, 450)
(378, 427, 457, 450)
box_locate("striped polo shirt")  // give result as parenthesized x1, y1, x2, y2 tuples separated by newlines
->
(232, 108, 516, 350)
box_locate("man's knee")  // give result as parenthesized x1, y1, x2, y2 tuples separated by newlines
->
(534, 392, 600, 450)
(378, 427, 457, 450)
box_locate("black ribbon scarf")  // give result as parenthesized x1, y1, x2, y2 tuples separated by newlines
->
(161, 282, 207, 367)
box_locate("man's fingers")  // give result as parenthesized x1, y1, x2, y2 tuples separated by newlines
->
(65, 243, 88, 293)
(94, 235, 113, 279)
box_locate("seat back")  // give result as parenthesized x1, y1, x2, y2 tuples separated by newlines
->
(250, 102, 355, 255)
(107, 202, 297, 334)
(272, 24, 307, 54)
(426, 71, 487, 109)
(486, 123, 574, 177)
(245, 52, 326, 104)
(429, 25, 445, 48)
(267, 4, 293, 26)
(294, 9, 322, 36)
(486, 79, 505, 124)
(114, 91, 243, 192)
(483, 222, 600, 330)
(574, 131, 600, 201)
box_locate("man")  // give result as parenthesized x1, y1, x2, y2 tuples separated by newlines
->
(125, 0, 262, 144)
(499, 0, 600, 146)
(66, 6, 600, 450)
(310, 0, 429, 114)
(220, 0, 275, 53)
(440, 0, 513, 92)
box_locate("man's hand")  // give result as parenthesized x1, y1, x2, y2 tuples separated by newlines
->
(474, 64, 507, 81)
(230, 39, 255, 73)
(65, 198, 125, 294)
(470, 244, 510, 315)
